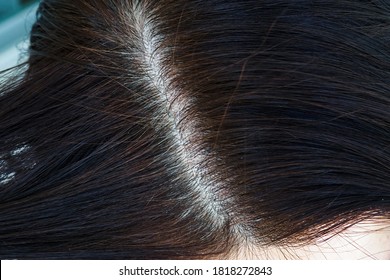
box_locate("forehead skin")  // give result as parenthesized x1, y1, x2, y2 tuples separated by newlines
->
(230, 220, 390, 260)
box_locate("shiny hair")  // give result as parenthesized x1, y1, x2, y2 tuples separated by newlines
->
(0, 0, 389, 259)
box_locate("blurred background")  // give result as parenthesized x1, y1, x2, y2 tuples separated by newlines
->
(0, 0, 40, 71)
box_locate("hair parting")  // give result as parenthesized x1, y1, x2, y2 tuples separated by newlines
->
(0, 0, 389, 259)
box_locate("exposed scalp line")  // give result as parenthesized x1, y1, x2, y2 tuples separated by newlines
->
(128, 2, 258, 252)
(130, 3, 227, 223)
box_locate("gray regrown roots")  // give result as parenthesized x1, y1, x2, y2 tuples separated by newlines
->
(0, 0, 389, 259)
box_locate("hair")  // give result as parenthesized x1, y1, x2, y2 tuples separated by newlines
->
(0, 0, 389, 259)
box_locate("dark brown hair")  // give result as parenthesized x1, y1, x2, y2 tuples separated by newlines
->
(0, 0, 389, 259)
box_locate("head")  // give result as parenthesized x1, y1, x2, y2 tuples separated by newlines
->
(0, 0, 389, 259)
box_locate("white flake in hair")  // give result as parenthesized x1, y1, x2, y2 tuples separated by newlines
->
(0, 171, 15, 185)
